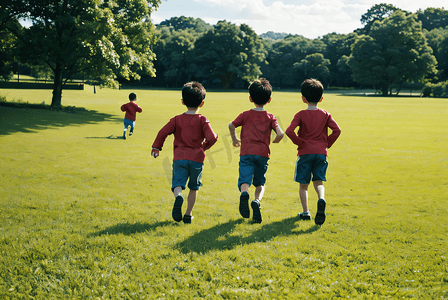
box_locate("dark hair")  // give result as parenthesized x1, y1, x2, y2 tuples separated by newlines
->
(182, 82, 206, 108)
(301, 79, 323, 103)
(129, 92, 137, 101)
(249, 78, 272, 105)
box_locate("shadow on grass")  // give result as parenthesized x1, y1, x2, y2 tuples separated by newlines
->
(176, 217, 320, 254)
(89, 220, 174, 237)
(85, 135, 124, 140)
(0, 104, 121, 136)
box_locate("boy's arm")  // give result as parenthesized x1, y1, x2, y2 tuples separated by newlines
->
(201, 121, 218, 151)
(151, 118, 176, 158)
(228, 122, 241, 147)
(327, 116, 341, 149)
(272, 126, 284, 143)
(121, 104, 127, 112)
(285, 116, 306, 146)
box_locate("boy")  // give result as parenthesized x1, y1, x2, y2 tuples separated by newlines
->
(229, 78, 284, 224)
(121, 92, 143, 140)
(151, 82, 218, 224)
(285, 79, 341, 225)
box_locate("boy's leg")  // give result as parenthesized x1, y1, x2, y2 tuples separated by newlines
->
(239, 184, 250, 218)
(185, 189, 197, 216)
(123, 118, 131, 139)
(238, 156, 255, 219)
(299, 183, 309, 213)
(298, 184, 311, 220)
(182, 161, 203, 223)
(313, 181, 325, 200)
(254, 185, 265, 202)
(129, 121, 135, 136)
(172, 186, 184, 222)
(172, 160, 190, 222)
(313, 180, 326, 225)
(310, 155, 328, 225)
(123, 123, 128, 139)
(251, 185, 264, 224)
(251, 156, 269, 224)
(240, 183, 250, 193)
(295, 155, 313, 220)
(173, 186, 183, 197)
(182, 189, 197, 224)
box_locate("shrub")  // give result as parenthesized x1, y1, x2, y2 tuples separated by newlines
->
(422, 81, 448, 98)
(421, 84, 432, 97)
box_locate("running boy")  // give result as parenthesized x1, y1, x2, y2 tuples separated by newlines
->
(285, 79, 341, 225)
(229, 78, 284, 223)
(151, 82, 218, 224)
(121, 92, 143, 140)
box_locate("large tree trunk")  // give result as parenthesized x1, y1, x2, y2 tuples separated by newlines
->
(51, 64, 63, 108)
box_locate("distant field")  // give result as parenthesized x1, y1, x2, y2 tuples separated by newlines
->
(1, 86, 447, 298)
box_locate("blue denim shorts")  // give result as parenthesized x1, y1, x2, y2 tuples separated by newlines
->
(294, 154, 328, 184)
(124, 118, 135, 129)
(238, 155, 270, 191)
(172, 160, 204, 191)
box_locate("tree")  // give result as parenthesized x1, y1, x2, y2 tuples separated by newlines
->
(158, 16, 212, 32)
(152, 17, 211, 87)
(349, 11, 437, 95)
(425, 27, 448, 81)
(154, 28, 201, 87)
(3, 0, 161, 108)
(417, 7, 448, 31)
(294, 53, 330, 86)
(321, 32, 358, 87)
(266, 35, 326, 87)
(0, 20, 18, 81)
(193, 21, 266, 88)
(360, 3, 400, 34)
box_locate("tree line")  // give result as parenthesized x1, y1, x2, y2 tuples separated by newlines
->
(1, 2, 448, 108)
(148, 4, 448, 96)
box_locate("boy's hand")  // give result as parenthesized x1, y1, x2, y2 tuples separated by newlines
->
(232, 138, 241, 147)
(151, 148, 160, 158)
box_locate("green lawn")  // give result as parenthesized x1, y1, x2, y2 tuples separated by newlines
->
(1, 86, 447, 298)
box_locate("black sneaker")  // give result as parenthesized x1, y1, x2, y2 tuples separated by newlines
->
(129, 129, 133, 136)
(298, 212, 311, 220)
(239, 192, 250, 218)
(172, 196, 183, 222)
(183, 215, 193, 224)
(315, 199, 326, 225)
(251, 199, 262, 223)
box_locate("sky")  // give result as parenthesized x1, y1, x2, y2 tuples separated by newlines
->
(151, 0, 447, 39)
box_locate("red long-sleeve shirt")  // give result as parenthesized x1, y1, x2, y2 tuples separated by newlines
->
(231, 109, 280, 158)
(152, 113, 218, 163)
(121, 101, 142, 121)
(286, 108, 341, 156)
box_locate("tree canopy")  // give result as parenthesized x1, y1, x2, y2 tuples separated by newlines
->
(350, 11, 437, 95)
(193, 21, 266, 88)
(2, 0, 161, 108)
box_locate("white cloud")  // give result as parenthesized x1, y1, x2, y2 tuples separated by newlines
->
(192, 0, 362, 37)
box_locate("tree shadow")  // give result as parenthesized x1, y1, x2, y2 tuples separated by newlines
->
(176, 216, 320, 254)
(0, 105, 121, 136)
(88, 220, 174, 237)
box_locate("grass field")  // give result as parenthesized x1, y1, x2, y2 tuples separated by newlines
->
(1, 85, 447, 299)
